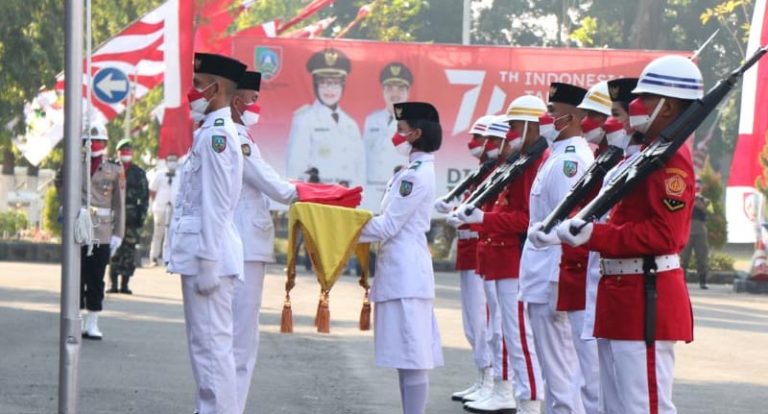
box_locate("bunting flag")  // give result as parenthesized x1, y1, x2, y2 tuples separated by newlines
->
(277, 0, 335, 35)
(726, 0, 768, 244)
(335, 1, 375, 39)
(285, 16, 336, 39)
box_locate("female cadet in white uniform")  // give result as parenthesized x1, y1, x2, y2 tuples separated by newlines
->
(358, 102, 444, 414)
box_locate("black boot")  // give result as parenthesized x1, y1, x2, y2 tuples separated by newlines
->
(108, 271, 119, 293)
(699, 273, 709, 290)
(120, 276, 133, 295)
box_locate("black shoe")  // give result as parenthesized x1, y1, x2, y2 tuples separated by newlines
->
(700, 284, 709, 290)
(82, 332, 103, 340)
(120, 287, 133, 295)
(108, 287, 119, 293)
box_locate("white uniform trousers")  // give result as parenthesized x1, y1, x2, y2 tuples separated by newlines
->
(181, 275, 238, 414)
(150, 207, 170, 261)
(232, 262, 266, 414)
(460, 270, 490, 369)
(567, 310, 600, 414)
(528, 283, 585, 414)
(497, 278, 543, 401)
(597, 339, 677, 414)
(483, 280, 510, 380)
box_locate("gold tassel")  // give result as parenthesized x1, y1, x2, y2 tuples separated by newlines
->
(359, 297, 371, 331)
(280, 294, 293, 334)
(313, 298, 321, 327)
(316, 292, 331, 334)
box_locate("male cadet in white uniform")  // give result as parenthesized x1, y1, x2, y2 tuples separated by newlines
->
(518, 83, 594, 414)
(166, 52, 246, 414)
(362, 62, 413, 209)
(149, 153, 180, 266)
(230, 70, 298, 414)
(285, 48, 364, 186)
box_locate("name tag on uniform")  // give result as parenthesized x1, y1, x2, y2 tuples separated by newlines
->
(369, 128, 380, 132)
(314, 128, 330, 132)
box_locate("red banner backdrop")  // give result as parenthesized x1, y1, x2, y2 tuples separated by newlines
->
(229, 37, 675, 210)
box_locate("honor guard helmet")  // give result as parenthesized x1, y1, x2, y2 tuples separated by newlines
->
(115, 138, 132, 151)
(469, 115, 496, 135)
(578, 81, 612, 116)
(632, 55, 704, 100)
(502, 95, 547, 123)
(485, 117, 511, 140)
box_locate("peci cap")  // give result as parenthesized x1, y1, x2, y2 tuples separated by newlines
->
(237, 71, 262, 91)
(548, 82, 588, 107)
(607, 78, 639, 106)
(394, 102, 439, 123)
(194, 52, 247, 83)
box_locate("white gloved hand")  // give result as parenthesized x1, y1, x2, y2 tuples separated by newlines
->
(556, 218, 594, 247)
(458, 207, 484, 224)
(109, 236, 122, 257)
(445, 212, 463, 228)
(433, 198, 456, 214)
(527, 222, 561, 248)
(195, 259, 220, 295)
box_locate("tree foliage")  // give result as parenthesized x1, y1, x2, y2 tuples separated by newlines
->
(700, 160, 728, 249)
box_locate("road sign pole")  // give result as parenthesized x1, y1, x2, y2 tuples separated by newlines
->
(59, 1, 84, 413)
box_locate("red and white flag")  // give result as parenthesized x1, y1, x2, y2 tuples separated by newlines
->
(286, 16, 336, 39)
(277, 0, 335, 35)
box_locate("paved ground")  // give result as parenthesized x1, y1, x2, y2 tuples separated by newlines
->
(0, 261, 767, 413)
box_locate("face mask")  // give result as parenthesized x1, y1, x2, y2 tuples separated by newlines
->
(167, 160, 178, 171)
(90, 141, 106, 158)
(241, 102, 260, 127)
(603, 117, 630, 150)
(391, 131, 413, 156)
(187, 83, 214, 119)
(505, 130, 523, 154)
(538, 114, 557, 146)
(580, 116, 605, 144)
(629, 97, 665, 134)
(484, 140, 500, 160)
(467, 139, 484, 159)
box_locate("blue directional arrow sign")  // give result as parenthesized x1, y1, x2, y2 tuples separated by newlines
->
(93, 67, 129, 104)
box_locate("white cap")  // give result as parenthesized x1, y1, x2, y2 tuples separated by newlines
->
(632, 55, 704, 100)
(469, 114, 496, 135)
(502, 95, 547, 122)
(578, 81, 612, 116)
(81, 122, 108, 141)
(484, 116, 511, 139)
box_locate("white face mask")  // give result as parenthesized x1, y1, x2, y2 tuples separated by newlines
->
(187, 83, 214, 120)
(542, 115, 568, 146)
(392, 131, 413, 156)
(629, 98, 665, 135)
(91, 150, 105, 158)
(167, 160, 178, 171)
(605, 129, 631, 151)
(506, 137, 523, 154)
(119, 155, 132, 163)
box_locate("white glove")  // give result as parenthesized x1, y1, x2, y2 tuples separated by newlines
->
(109, 236, 122, 257)
(195, 259, 220, 295)
(556, 218, 594, 247)
(434, 198, 456, 214)
(445, 212, 463, 228)
(527, 222, 561, 248)
(458, 207, 484, 224)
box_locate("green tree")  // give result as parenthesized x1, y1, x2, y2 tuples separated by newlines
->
(700, 160, 728, 248)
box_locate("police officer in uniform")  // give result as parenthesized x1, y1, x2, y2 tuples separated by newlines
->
(558, 55, 702, 414)
(359, 102, 444, 414)
(109, 138, 148, 294)
(230, 70, 298, 414)
(362, 62, 413, 210)
(166, 52, 246, 414)
(286, 48, 364, 186)
(59, 122, 126, 340)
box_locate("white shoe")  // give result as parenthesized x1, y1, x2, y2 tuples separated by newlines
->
(464, 379, 517, 413)
(517, 399, 542, 414)
(82, 311, 103, 340)
(462, 367, 493, 402)
(452, 369, 486, 401)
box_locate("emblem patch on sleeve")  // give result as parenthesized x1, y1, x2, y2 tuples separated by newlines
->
(399, 180, 413, 197)
(213, 118, 225, 126)
(663, 198, 685, 212)
(212, 135, 227, 153)
(565, 145, 576, 153)
(664, 174, 686, 197)
(563, 160, 578, 177)
(241, 143, 251, 157)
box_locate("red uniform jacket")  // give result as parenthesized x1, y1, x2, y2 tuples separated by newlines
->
(586, 145, 695, 341)
(456, 166, 495, 271)
(477, 157, 543, 280)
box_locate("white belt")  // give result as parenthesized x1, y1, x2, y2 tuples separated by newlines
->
(457, 230, 479, 240)
(600, 254, 680, 275)
(91, 207, 112, 217)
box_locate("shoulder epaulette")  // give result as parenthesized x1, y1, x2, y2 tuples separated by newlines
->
(408, 161, 423, 171)
(565, 145, 576, 153)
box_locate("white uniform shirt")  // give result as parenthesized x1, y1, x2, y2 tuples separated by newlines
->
(234, 124, 297, 263)
(166, 107, 244, 278)
(582, 144, 642, 339)
(149, 168, 180, 215)
(285, 100, 364, 186)
(360, 152, 436, 302)
(362, 108, 407, 210)
(518, 136, 595, 304)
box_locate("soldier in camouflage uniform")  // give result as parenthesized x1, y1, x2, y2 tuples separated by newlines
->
(109, 138, 149, 294)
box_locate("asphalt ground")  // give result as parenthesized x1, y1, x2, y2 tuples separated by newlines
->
(0, 261, 767, 413)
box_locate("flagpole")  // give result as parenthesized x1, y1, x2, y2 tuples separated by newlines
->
(59, 0, 84, 412)
(462, 0, 471, 45)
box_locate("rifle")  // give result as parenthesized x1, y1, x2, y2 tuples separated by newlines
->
(439, 159, 496, 203)
(539, 145, 624, 233)
(462, 152, 522, 205)
(464, 136, 549, 213)
(570, 46, 768, 233)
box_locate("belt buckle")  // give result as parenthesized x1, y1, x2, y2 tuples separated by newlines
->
(599, 259, 607, 275)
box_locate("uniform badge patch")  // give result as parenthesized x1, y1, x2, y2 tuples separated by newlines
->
(213, 118, 225, 127)
(212, 135, 227, 153)
(241, 143, 251, 157)
(399, 180, 413, 197)
(664, 174, 686, 196)
(563, 160, 578, 177)
(663, 198, 685, 212)
(565, 145, 576, 153)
